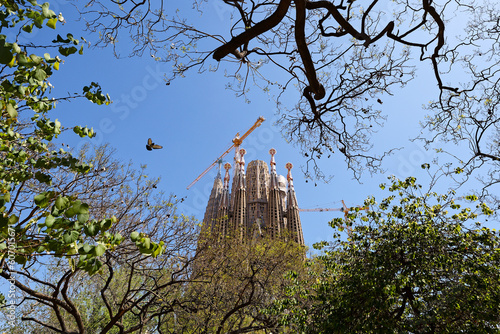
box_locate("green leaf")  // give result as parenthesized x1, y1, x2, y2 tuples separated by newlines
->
(42, 2, 50, 16)
(17, 53, 30, 66)
(29, 54, 43, 65)
(93, 244, 106, 257)
(34, 193, 49, 208)
(77, 212, 89, 224)
(152, 243, 164, 257)
(12, 43, 21, 54)
(77, 202, 89, 214)
(0, 216, 7, 229)
(35, 171, 51, 184)
(130, 231, 140, 242)
(22, 24, 33, 33)
(99, 218, 112, 231)
(65, 201, 82, 218)
(142, 237, 151, 249)
(46, 18, 57, 29)
(34, 15, 44, 28)
(0, 44, 13, 65)
(58, 46, 77, 57)
(6, 104, 17, 118)
(62, 230, 79, 244)
(1, 192, 11, 203)
(65, 206, 76, 217)
(84, 222, 98, 237)
(113, 233, 123, 244)
(8, 214, 18, 226)
(15, 255, 27, 265)
(82, 244, 92, 254)
(33, 68, 47, 81)
(45, 215, 55, 228)
(52, 35, 68, 43)
(55, 196, 69, 210)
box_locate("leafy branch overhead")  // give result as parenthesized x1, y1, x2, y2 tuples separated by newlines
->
(73, 0, 499, 184)
(0, 0, 158, 303)
(66, 0, 500, 219)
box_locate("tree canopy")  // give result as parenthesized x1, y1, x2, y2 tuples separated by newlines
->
(2, 144, 201, 333)
(275, 176, 500, 333)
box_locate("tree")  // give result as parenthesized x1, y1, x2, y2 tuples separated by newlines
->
(2, 142, 306, 333)
(0, 1, 181, 332)
(0, 0, 114, 278)
(0, 3, 311, 332)
(1, 144, 200, 333)
(275, 176, 500, 333)
(172, 234, 305, 334)
(72, 0, 500, 187)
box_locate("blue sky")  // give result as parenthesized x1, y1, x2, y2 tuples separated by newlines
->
(37, 0, 464, 248)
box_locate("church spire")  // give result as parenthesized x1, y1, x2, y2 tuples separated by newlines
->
(286, 162, 304, 245)
(269, 148, 278, 189)
(239, 148, 246, 174)
(230, 148, 247, 242)
(267, 148, 283, 239)
(216, 162, 231, 242)
(223, 162, 231, 190)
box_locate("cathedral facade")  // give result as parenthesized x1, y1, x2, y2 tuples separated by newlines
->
(200, 148, 304, 245)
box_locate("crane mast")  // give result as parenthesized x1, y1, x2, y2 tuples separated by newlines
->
(186, 116, 265, 190)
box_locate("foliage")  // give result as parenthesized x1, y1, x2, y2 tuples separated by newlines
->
(1, 144, 199, 333)
(0, 0, 116, 275)
(276, 176, 500, 333)
(0, 1, 174, 331)
(171, 233, 306, 334)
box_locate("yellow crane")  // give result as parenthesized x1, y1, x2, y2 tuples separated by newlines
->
(300, 201, 369, 235)
(186, 116, 265, 190)
(299, 200, 368, 218)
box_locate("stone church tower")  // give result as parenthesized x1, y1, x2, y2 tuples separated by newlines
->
(200, 148, 304, 245)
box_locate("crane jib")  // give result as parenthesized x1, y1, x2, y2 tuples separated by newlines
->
(186, 117, 265, 190)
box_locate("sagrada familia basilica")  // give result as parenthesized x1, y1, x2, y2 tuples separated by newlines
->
(200, 148, 304, 246)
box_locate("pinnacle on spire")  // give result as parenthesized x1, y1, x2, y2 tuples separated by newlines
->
(285, 162, 294, 183)
(233, 142, 241, 177)
(239, 148, 246, 174)
(223, 162, 231, 188)
(269, 148, 279, 189)
(269, 148, 277, 173)
(216, 158, 223, 180)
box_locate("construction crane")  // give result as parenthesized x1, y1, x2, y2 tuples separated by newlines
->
(186, 116, 265, 190)
(299, 200, 368, 218)
(300, 201, 369, 236)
